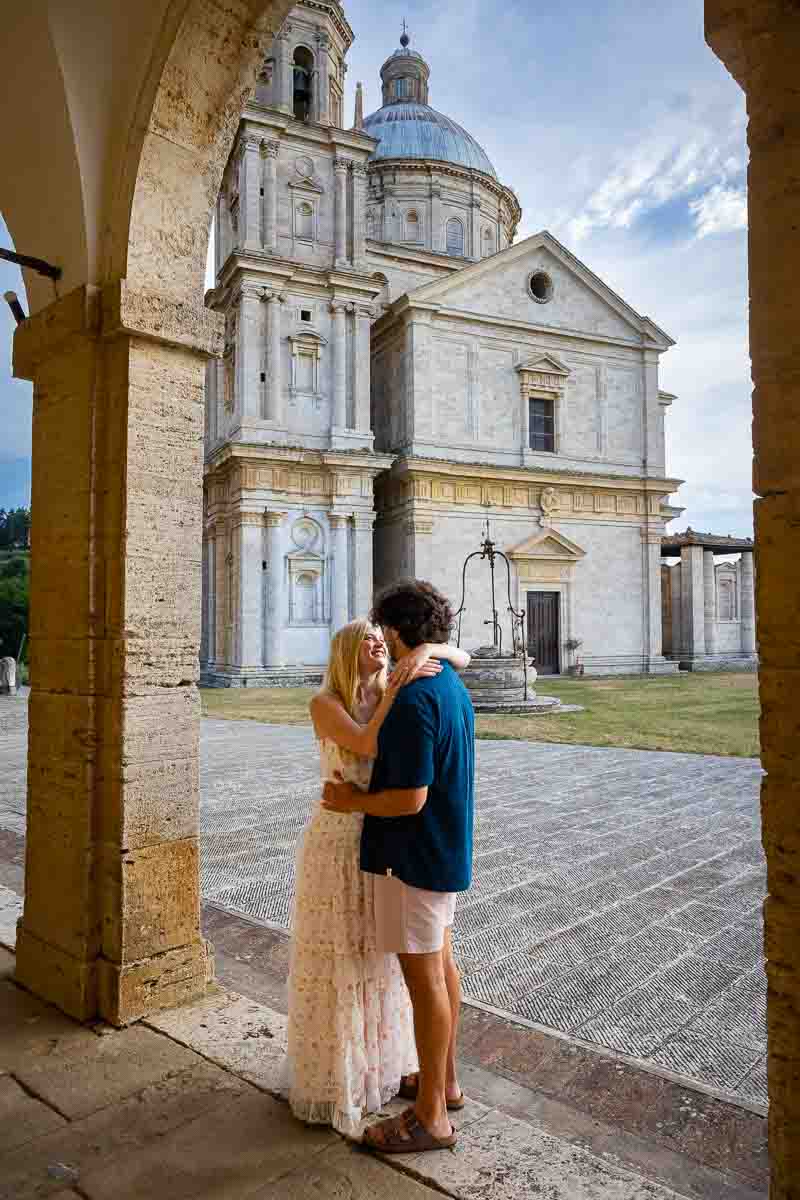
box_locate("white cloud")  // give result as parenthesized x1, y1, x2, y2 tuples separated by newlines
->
(690, 184, 748, 238)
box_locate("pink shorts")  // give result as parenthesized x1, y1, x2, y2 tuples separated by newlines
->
(372, 874, 457, 955)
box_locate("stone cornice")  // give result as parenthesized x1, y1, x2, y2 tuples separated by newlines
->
(205, 441, 394, 475)
(387, 454, 682, 494)
(373, 299, 655, 354)
(208, 253, 384, 307)
(367, 157, 522, 225)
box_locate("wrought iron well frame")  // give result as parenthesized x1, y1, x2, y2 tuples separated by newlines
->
(453, 516, 531, 701)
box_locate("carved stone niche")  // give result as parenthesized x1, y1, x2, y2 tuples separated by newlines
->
(287, 517, 327, 626)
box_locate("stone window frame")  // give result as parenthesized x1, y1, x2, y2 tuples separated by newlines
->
(446, 216, 465, 257)
(293, 197, 317, 243)
(528, 268, 555, 305)
(716, 564, 740, 622)
(286, 517, 328, 628)
(288, 330, 327, 399)
(404, 207, 423, 243)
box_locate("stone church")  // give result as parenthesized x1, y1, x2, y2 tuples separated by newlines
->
(201, 0, 687, 684)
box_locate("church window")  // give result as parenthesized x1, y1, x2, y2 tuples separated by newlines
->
(529, 397, 555, 452)
(395, 77, 410, 99)
(295, 201, 314, 241)
(446, 217, 465, 257)
(405, 209, 421, 241)
(718, 576, 737, 620)
(301, 309, 312, 322)
(529, 270, 554, 304)
(293, 46, 314, 122)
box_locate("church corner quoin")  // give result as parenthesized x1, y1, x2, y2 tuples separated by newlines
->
(201, 3, 702, 686)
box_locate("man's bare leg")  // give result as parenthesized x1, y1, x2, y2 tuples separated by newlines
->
(403, 926, 462, 1103)
(397, 950, 452, 1139)
(442, 926, 462, 1100)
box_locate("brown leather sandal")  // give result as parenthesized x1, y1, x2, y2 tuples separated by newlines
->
(363, 1107, 457, 1154)
(397, 1076, 465, 1110)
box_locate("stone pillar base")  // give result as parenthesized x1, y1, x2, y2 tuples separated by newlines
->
(15, 925, 213, 1027)
(15, 925, 98, 1023)
(201, 663, 325, 689)
(676, 654, 759, 673)
(329, 427, 373, 451)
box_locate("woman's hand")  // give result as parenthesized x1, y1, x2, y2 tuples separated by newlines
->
(389, 644, 442, 689)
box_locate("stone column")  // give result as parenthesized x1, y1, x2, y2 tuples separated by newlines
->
(520, 379, 530, 459)
(352, 162, 367, 266)
(353, 514, 375, 619)
(330, 513, 351, 632)
(645, 534, 664, 661)
(239, 136, 262, 251)
(406, 515, 434, 580)
(334, 157, 350, 267)
(263, 140, 280, 251)
(430, 186, 442, 253)
(316, 32, 330, 125)
(234, 513, 264, 669)
(204, 522, 217, 668)
(740, 550, 756, 655)
(680, 544, 705, 659)
(703, 550, 717, 656)
(706, 7, 800, 1190)
(276, 29, 293, 115)
(669, 562, 682, 659)
(471, 198, 482, 260)
(215, 520, 228, 663)
(264, 511, 285, 667)
(265, 292, 284, 424)
(330, 301, 348, 431)
(237, 285, 264, 422)
(13, 282, 214, 1026)
(353, 304, 372, 435)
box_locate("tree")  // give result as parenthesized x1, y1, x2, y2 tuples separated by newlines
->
(0, 572, 28, 658)
(0, 507, 31, 550)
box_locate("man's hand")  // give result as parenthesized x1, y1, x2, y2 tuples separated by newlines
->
(322, 780, 361, 813)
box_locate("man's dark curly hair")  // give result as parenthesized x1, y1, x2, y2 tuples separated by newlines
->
(370, 579, 455, 649)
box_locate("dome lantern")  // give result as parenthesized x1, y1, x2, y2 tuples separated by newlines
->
(380, 26, 431, 106)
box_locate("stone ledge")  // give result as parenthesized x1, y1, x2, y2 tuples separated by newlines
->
(102, 280, 224, 358)
(12, 285, 101, 380)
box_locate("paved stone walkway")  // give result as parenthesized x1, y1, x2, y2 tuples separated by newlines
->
(0, 697, 767, 1110)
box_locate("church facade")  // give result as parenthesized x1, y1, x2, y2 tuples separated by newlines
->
(201, 0, 683, 684)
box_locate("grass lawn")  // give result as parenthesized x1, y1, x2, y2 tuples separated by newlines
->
(201, 671, 760, 758)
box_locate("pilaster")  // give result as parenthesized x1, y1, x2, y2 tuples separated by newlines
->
(352, 161, 368, 266)
(334, 157, 350, 267)
(265, 291, 284, 425)
(680, 544, 706, 659)
(264, 510, 286, 667)
(353, 304, 372, 436)
(233, 511, 265, 668)
(703, 550, 717, 656)
(329, 513, 351, 632)
(740, 550, 756, 655)
(262, 140, 280, 251)
(239, 136, 263, 252)
(237, 284, 264, 422)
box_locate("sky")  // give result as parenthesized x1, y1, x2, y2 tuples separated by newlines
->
(0, 0, 753, 535)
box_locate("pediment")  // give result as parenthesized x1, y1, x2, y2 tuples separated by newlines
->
(507, 529, 586, 561)
(517, 353, 571, 378)
(288, 176, 325, 195)
(401, 230, 674, 350)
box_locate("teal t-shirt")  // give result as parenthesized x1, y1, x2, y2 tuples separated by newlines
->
(360, 662, 475, 893)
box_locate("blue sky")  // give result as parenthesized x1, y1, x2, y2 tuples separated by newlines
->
(1, 0, 752, 534)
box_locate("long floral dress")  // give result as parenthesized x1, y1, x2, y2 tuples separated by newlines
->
(286, 721, 418, 1136)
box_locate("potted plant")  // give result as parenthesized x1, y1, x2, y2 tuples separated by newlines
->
(564, 637, 584, 676)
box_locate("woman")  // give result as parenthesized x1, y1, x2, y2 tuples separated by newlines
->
(286, 619, 470, 1136)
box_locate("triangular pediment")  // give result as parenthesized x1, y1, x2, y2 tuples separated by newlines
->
(400, 230, 674, 350)
(507, 529, 586, 561)
(517, 352, 571, 378)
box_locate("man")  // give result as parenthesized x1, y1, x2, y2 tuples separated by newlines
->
(322, 579, 475, 1154)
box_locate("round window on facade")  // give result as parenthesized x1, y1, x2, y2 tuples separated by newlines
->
(528, 270, 554, 304)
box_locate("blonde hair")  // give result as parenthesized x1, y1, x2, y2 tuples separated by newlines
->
(321, 619, 387, 718)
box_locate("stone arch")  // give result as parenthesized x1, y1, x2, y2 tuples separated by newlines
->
(6, 0, 295, 1028)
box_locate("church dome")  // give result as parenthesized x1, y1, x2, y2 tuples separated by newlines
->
(363, 102, 498, 180)
(365, 30, 497, 180)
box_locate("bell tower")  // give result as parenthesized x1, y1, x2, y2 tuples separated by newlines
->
(201, 1, 390, 688)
